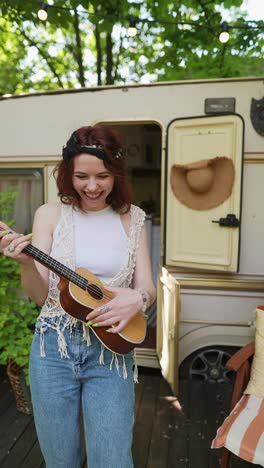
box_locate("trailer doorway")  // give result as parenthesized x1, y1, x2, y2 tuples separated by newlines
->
(97, 121, 162, 356)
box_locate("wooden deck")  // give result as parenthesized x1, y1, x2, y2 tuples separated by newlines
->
(0, 366, 260, 468)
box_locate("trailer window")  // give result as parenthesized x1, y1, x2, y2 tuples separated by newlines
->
(0, 168, 43, 234)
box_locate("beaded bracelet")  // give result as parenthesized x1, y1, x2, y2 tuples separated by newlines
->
(135, 288, 148, 314)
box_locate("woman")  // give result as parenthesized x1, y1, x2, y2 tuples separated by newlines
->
(0, 125, 156, 468)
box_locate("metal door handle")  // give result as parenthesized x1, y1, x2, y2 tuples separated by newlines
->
(212, 214, 240, 227)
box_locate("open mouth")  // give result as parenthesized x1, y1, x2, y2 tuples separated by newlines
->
(84, 192, 102, 200)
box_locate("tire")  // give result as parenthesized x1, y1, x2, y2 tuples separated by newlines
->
(179, 346, 238, 383)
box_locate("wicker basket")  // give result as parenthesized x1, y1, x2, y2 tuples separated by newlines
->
(7, 359, 32, 415)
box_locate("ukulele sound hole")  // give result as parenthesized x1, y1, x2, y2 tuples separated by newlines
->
(87, 284, 103, 300)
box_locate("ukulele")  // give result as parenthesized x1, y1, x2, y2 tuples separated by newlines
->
(1, 228, 147, 354)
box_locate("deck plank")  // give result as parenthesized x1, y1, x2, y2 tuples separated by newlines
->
(1, 419, 41, 468)
(0, 401, 32, 466)
(0, 377, 14, 416)
(167, 380, 190, 467)
(133, 371, 161, 468)
(19, 439, 44, 468)
(188, 382, 210, 468)
(146, 377, 172, 468)
(134, 373, 146, 418)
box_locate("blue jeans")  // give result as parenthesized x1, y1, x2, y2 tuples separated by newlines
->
(29, 317, 135, 468)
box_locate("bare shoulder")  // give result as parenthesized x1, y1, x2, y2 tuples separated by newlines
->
(36, 202, 61, 217)
(34, 202, 62, 232)
(35, 202, 61, 216)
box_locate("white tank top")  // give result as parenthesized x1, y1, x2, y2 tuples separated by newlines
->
(72, 206, 128, 284)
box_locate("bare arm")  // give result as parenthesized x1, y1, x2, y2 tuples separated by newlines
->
(0, 203, 60, 306)
(21, 204, 60, 305)
(131, 224, 157, 308)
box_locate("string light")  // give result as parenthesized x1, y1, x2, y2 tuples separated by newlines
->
(219, 22, 230, 43)
(33, 3, 264, 39)
(37, 2, 48, 21)
(127, 18, 137, 37)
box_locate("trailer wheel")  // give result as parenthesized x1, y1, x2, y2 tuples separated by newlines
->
(179, 346, 238, 383)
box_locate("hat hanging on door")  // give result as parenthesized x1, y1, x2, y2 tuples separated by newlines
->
(170, 156, 235, 211)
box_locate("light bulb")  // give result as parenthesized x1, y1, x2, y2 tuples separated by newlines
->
(219, 23, 230, 43)
(128, 18, 137, 37)
(128, 26, 137, 37)
(38, 3, 48, 21)
(219, 31, 230, 43)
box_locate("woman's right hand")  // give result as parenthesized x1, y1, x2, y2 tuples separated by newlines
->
(0, 222, 34, 265)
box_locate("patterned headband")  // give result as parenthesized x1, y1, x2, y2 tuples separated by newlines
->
(62, 132, 123, 163)
(62, 144, 107, 162)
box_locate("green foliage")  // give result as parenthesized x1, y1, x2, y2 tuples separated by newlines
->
(0, 0, 263, 92)
(0, 191, 39, 382)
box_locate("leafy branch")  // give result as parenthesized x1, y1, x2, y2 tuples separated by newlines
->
(0, 191, 39, 383)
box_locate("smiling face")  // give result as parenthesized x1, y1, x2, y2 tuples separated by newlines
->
(72, 153, 114, 211)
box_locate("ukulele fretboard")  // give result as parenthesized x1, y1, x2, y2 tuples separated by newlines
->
(24, 244, 88, 290)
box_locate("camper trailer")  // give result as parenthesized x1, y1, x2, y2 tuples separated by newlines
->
(0, 77, 263, 393)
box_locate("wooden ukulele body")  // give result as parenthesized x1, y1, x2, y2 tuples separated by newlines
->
(58, 268, 147, 354)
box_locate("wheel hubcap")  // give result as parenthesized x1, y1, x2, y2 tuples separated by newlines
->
(188, 348, 234, 383)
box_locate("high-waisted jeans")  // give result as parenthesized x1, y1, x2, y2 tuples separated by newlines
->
(29, 317, 135, 468)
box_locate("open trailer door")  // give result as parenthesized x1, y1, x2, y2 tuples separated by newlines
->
(165, 114, 244, 272)
(157, 267, 180, 394)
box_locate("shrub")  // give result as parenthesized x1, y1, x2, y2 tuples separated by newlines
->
(0, 190, 39, 383)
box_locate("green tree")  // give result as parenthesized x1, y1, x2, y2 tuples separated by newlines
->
(0, 0, 263, 93)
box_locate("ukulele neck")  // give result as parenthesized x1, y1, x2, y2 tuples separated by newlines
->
(24, 244, 87, 290)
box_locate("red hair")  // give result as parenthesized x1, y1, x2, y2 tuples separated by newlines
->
(54, 125, 134, 212)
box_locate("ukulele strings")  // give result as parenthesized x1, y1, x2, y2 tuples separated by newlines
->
(0, 227, 113, 302)
(28, 244, 113, 301)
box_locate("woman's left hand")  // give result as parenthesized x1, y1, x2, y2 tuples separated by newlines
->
(86, 285, 143, 334)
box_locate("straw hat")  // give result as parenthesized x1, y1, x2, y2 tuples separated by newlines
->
(170, 156, 235, 211)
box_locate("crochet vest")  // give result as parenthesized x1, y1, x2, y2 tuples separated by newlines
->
(38, 203, 146, 322)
